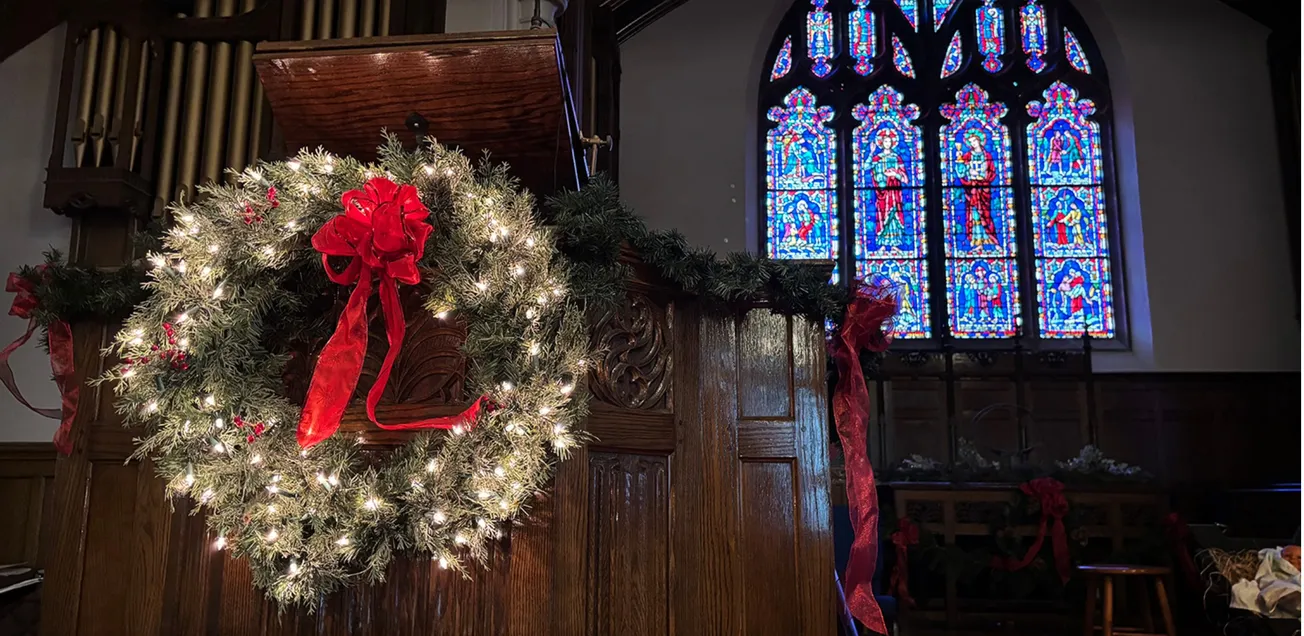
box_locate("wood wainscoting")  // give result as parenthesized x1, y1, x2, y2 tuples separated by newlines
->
(0, 443, 56, 569)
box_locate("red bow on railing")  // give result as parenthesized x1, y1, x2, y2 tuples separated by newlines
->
(1, 267, 78, 455)
(296, 177, 487, 448)
(992, 476, 1071, 583)
(890, 517, 920, 608)
(830, 280, 897, 636)
(1163, 512, 1201, 591)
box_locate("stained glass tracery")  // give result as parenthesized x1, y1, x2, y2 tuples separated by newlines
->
(1027, 82, 1114, 337)
(977, 0, 1005, 73)
(808, 0, 835, 77)
(850, 0, 876, 76)
(854, 86, 930, 338)
(934, 0, 959, 30)
(1021, 0, 1048, 72)
(771, 36, 793, 81)
(895, 0, 919, 31)
(1064, 29, 1091, 73)
(766, 88, 839, 277)
(941, 31, 963, 78)
(892, 36, 916, 78)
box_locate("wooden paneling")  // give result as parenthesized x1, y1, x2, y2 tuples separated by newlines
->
(740, 461, 799, 636)
(586, 453, 669, 636)
(0, 444, 56, 568)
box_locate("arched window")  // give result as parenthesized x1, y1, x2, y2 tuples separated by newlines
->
(761, 0, 1124, 345)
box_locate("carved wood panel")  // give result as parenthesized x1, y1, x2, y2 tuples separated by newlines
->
(586, 453, 670, 636)
(352, 284, 466, 405)
(589, 294, 671, 411)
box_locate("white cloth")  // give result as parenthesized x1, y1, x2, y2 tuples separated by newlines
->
(1229, 547, 1301, 619)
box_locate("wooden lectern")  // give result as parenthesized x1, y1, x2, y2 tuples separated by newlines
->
(38, 31, 839, 635)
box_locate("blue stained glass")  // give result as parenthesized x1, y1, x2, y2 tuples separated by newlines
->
(766, 88, 838, 271)
(977, 0, 1005, 73)
(849, 1, 875, 76)
(771, 36, 793, 81)
(946, 258, 1021, 338)
(895, 0, 919, 31)
(941, 31, 963, 78)
(933, 0, 958, 30)
(1036, 258, 1114, 338)
(1028, 82, 1113, 338)
(891, 36, 915, 78)
(1064, 29, 1091, 73)
(808, 0, 835, 78)
(939, 85, 1014, 258)
(858, 259, 931, 338)
(1020, 1, 1047, 72)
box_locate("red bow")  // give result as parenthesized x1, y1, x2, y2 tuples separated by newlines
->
(296, 177, 486, 448)
(1, 268, 78, 455)
(830, 280, 897, 636)
(890, 517, 920, 608)
(992, 477, 1071, 583)
(1163, 512, 1201, 591)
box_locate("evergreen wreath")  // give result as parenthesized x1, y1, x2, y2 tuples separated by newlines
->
(106, 136, 590, 606)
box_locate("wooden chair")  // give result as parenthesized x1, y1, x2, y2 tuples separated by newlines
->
(1079, 564, 1177, 636)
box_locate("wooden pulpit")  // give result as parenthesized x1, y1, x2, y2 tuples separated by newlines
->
(38, 30, 838, 636)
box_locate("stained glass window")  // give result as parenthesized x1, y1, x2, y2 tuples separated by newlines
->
(854, 86, 930, 338)
(1021, 1, 1048, 72)
(941, 31, 963, 78)
(808, 0, 835, 78)
(766, 88, 839, 279)
(895, 0, 919, 31)
(772, 37, 793, 81)
(934, 0, 959, 30)
(977, 0, 1005, 73)
(1027, 82, 1114, 337)
(1064, 29, 1091, 73)
(761, 0, 1120, 345)
(850, 0, 876, 76)
(892, 36, 916, 78)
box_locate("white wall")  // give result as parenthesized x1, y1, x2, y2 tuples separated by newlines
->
(619, 0, 1299, 372)
(0, 25, 74, 441)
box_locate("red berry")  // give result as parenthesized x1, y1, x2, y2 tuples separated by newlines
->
(253, 423, 266, 435)
(246, 434, 256, 444)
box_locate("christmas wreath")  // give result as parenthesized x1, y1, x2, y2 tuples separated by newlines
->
(106, 137, 590, 605)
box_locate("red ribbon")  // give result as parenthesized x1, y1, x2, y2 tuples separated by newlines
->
(890, 517, 919, 609)
(1163, 512, 1201, 591)
(831, 280, 897, 635)
(296, 177, 486, 448)
(1, 268, 78, 455)
(992, 476, 1071, 583)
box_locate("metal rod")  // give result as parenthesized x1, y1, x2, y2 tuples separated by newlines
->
(300, 0, 317, 40)
(107, 34, 130, 166)
(201, 0, 238, 185)
(227, 0, 257, 179)
(91, 27, 120, 166)
(379, 0, 391, 36)
(361, 0, 376, 35)
(128, 40, 150, 171)
(340, 0, 357, 37)
(154, 27, 187, 215)
(248, 83, 265, 165)
(178, 0, 215, 203)
(72, 27, 102, 167)
(317, 0, 335, 39)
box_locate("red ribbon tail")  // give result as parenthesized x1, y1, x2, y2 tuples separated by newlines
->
(0, 317, 76, 454)
(891, 537, 916, 609)
(365, 276, 488, 432)
(296, 272, 373, 448)
(1002, 518, 1049, 573)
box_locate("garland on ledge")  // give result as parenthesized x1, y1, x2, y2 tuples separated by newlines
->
(881, 441, 1153, 485)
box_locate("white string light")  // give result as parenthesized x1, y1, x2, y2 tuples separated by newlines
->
(212, 285, 224, 299)
(266, 528, 279, 542)
(287, 160, 302, 171)
(213, 536, 227, 550)
(426, 459, 439, 473)
(336, 536, 351, 546)
(432, 510, 446, 524)
(437, 557, 449, 569)
(364, 497, 381, 511)
(249, 453, 262, 465)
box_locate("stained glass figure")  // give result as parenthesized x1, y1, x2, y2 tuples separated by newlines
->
(858, 259, 931, 338)
(941, 31, 963, 78)
(895, 0, 919, 31)
(933, 0, 958, 30)
(771, 36, 794, 81)
(808, 0, 835, 78)
(766, 88, 839, 270)
(849, 1, 876, 76)
(977, 0, 1005, 73)
(1020, 0, 1047, 72)
(940, 84, 1019, 338)
(892, 36, 916, 78)
(946, 258, 1021, 338)
(1064, 28, 1091, 73)
(1027, 82, 1113, 337)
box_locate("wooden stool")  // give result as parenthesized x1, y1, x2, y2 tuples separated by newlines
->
(1079, 564, 1176, 636)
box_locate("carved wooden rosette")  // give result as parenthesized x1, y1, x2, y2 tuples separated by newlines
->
(588, 293, 672, 412)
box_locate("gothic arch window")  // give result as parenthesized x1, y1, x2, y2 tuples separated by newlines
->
(761, 0, 1124, 345)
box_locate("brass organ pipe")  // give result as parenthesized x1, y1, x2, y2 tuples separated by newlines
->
(154, 28, 187, 215)
(91, 27, 119, 166)
(128, 41, 150, 171)
(317, 0, 335, 39)
(177, 0, 214, 203)
(202, 0, 238, 185)
(108, 35, 130, 166)
(300, 0, 317, 39)
(226, 0, 257, 178)
(361, 0, 376, 36)
(340, 0, 357, 37)
(72, 28, 101, 167)
(379, 0, 391, 36)
(248, 83, 265, 165)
